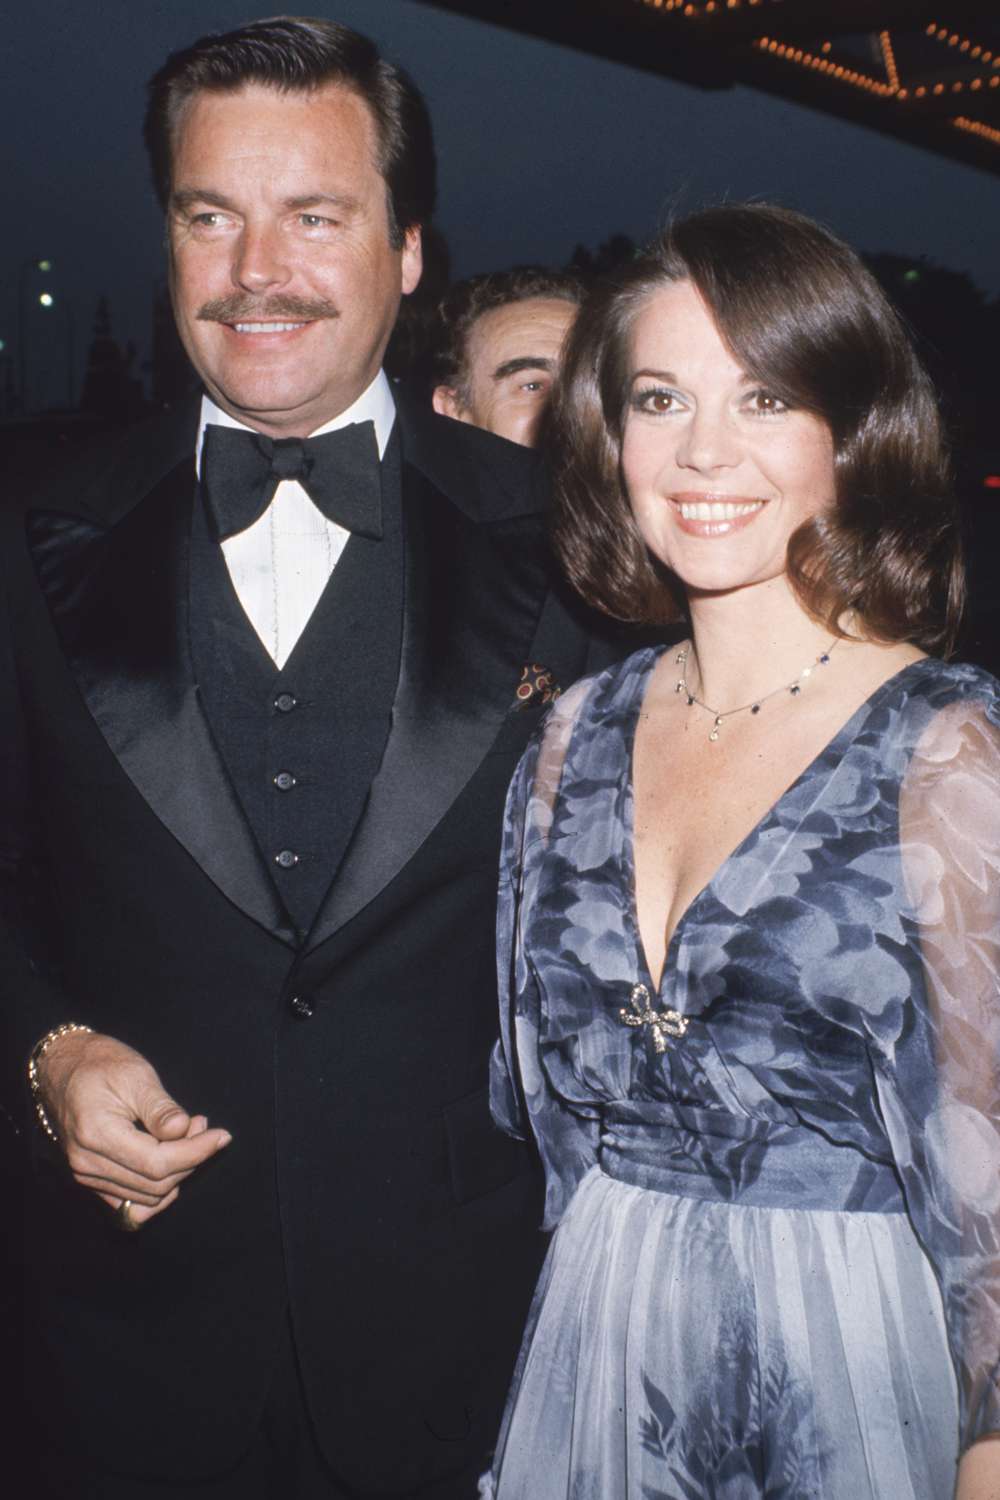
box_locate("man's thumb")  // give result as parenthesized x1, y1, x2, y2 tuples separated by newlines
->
(141, 1091, 191, 1140)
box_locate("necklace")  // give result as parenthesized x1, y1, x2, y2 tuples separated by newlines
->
(675, 633, 843, 741)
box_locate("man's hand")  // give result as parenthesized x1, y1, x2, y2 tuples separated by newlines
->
(35, 1029, 232, 1227)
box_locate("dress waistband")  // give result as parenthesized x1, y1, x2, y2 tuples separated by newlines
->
(598, 1101, 906, 1213)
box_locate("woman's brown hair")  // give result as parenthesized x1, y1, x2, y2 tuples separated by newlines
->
(551, 204, 964, 654)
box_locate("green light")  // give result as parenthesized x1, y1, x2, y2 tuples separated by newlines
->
(39, 292, 55, 308)
(0, 339, 5, 352)
(903, 268, 920, 284)
(37, 259, 53, 273)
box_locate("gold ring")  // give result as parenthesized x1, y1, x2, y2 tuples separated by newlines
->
(115, 1198, 141, 1233)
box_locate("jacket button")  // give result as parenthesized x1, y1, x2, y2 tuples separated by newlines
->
(289, 994, 314, 1019)
(274, 692, 297, 713)
(273, 770, 296, 791)
(275, 849, 299, 869)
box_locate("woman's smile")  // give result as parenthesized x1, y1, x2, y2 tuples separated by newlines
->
(669, 494, 767, 536)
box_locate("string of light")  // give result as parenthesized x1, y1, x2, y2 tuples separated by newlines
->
(632, 2, 1000, 154)
(925, 23, 998, 69)
(753, 36, 894, 97)
(952, 114, 1000, 146)
(639, 0, 767, 12)
(879, 30, 900, 91)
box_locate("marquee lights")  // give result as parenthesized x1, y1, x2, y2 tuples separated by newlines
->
(640, 0, 782, 13)
(754, 36, 893, 97)
(633, 2, 999, 155)
(879, 30, 900, 92)
(953, 115, 1000, 147)
(925, 23, 997, 68)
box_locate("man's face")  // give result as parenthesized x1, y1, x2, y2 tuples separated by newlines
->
(433, 297, 576, 447)
(167, 82, 422, 437)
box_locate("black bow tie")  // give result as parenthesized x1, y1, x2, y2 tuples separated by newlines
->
(200, 420, 384, 543)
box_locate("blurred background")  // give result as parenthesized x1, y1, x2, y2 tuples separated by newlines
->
(1, 0, 997, 663)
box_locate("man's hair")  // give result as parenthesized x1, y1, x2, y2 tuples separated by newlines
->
(434, 267, 584, 400)
(551, 203, 964, 656)
(144, 15, 436, 248)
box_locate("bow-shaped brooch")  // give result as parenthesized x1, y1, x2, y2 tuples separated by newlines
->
(619, 983, 689, 1055)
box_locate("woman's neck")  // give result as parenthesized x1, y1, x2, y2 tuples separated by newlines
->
(683, 578, 847, 713)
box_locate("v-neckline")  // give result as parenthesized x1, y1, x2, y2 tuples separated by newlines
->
(623, 647, 932, 1001)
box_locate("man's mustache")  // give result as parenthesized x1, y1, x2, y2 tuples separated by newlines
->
(196, 294, 339, 323)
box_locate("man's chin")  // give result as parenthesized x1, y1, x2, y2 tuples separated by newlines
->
(203, 379, 343, 438)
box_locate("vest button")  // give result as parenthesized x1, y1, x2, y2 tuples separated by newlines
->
(289, 994, 314, 1020)
(274, 692, 297, 713)
(275, 849, 299, 869)
(273, 770, 297, 791)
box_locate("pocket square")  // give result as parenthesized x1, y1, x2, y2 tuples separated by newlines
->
(514, 663, 561, 710)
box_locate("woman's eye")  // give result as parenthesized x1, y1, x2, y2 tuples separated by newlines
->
(746, 389, 788, 416)
(632, 387, 679, 415)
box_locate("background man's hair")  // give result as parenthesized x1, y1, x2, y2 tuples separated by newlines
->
(551, 202, 964, 656)
(434, 266, 584, 399)
(144, 15, 436, 248)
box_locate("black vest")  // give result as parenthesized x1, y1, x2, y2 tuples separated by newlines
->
(188, 432, 404, 939)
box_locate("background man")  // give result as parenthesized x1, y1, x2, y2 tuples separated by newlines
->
(3, 18, 613, 1498)
(432, 267, 582, 446)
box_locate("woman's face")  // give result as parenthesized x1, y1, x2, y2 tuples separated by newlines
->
(621, 279, 835, 599)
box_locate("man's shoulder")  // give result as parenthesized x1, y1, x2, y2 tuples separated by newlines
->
(394, 393, 545, 524)
(7, 401, 198, 526)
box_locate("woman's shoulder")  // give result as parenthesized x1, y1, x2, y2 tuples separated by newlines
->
(912, 654, 1000, 696)
(900, 656, 1000, 725)
(889, 657, 1000, 784)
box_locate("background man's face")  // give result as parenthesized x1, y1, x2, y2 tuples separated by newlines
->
(433, 297, 576, 447)
(167, 81, 422, 437)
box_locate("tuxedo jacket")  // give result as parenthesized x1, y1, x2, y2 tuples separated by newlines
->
(0, 395, 618, 1492)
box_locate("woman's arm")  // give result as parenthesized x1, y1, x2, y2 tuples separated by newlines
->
(890, 689, 1000, 1484)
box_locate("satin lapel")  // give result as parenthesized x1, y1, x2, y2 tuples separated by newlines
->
(307, 462, 547, 949)
(27, 463, 297, 945)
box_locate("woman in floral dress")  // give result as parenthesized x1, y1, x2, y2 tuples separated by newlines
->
(484, 205, 1000, 1499)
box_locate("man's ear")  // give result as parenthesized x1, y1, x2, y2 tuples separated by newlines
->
(432, 385, 467, 422)
(401, 225, 423, 297)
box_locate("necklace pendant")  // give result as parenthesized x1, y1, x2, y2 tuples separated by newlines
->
(750, 703, 761, 714)
(709, 717, 721, 742)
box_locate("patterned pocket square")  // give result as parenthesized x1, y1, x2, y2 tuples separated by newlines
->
(514, 663, 561, 710)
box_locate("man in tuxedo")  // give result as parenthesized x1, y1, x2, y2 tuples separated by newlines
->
(432, 268, 582, 448)
(2, 17, 613, 1499)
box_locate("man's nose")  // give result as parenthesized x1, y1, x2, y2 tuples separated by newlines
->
(232, 223, 290, 293)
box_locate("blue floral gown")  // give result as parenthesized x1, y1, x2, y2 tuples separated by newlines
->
(485, 650, 1000, 1499)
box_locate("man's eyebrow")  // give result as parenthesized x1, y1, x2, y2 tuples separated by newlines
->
(169, 189, 363, 215)
(171, 188, 237, 213)
(283, 192, 362, 215)
(492, 356, 556, 382)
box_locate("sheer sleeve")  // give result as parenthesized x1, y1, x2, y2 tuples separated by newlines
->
(886, 687, 1000, 1452)
(490, 679, 602, 1228)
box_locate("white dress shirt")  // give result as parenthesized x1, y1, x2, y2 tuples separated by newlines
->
(196, 372, 397, 669)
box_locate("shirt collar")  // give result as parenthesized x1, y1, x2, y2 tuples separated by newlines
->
(195, 369, 397, 477)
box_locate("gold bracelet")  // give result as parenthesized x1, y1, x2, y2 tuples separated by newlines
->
(27, 1022, 94, 1144)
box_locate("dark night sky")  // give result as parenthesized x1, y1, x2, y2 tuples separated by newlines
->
(3, 0, 999, 409)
